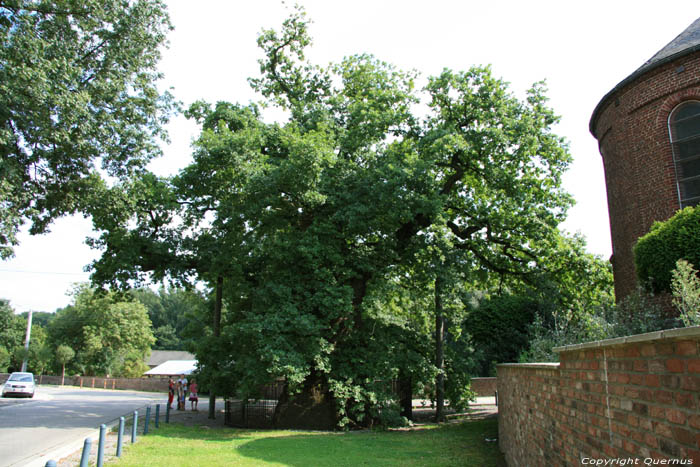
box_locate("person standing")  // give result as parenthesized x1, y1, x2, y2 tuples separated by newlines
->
(178, 374, 188, 400)
(188, 378, 199, 411)
(167, 378, 175, 409)
(176, 380, 184, 410)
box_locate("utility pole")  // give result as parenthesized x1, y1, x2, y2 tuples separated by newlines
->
(21, 310, 33, 372)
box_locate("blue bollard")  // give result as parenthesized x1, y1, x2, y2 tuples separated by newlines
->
(97, 424, 106, 467)
(144, 405, 151, 435)
(155, 403, 160, 428)
(79, 438, 92, 467)
(117, 416, 125, 457)
(166, 403, 170, 423)
(131, 410, 138, 443)
(44, 461, 57, 467)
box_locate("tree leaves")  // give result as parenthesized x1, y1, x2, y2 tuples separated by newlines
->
(84, 6, 577, 425)
(0, 0, 175, 256)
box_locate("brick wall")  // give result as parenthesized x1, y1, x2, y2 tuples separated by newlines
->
(498, 326, 700, 465)
(0, 373, 170, 393)
(470, 377, 498, 397)
(591, 50, 700, 301)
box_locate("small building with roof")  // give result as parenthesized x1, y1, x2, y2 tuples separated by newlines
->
(145, 350, 196, 369)
(590, 18, 700, 301)
(144, 359, 197, 377)
(143, 350, 197, 377)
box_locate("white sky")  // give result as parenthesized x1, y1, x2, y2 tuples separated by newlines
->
(3, 0, 700, 313)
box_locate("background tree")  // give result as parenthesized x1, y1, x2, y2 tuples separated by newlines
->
(0, 346, 9, 372)
(0, 0, 175, 258)
(465, 293, 538, 376)
(55, 344, 75, 385)
(132, 287, 205, 350)
(20, 311, 54, 329)
(47, 284, 155, 376)
(0, 299, 26, 371)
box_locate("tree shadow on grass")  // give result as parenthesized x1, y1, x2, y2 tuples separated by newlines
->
(236, 418, 505, 467)
(158, 416, 505, 467)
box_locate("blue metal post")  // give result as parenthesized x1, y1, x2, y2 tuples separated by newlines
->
(131, 410, 138, 443)
(144, 405, 151, 435)
(155, 403, 160, 428)
(79, 438, 92, 467)
(97, 424, 106, 467)
(117, 416, 125, 457)
(166, 403, 170, 423)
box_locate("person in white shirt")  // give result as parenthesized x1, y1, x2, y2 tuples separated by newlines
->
(177, 374, 188, 399)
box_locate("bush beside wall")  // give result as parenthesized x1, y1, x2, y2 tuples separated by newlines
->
(498, 327, 700, 465)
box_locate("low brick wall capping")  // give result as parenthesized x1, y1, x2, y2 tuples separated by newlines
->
(552, 326, 700, 353)
(498, 325, 700, 465)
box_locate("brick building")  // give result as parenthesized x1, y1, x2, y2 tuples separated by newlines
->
(590, 18, 700, 301)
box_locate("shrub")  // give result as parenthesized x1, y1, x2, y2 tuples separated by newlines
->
(671, 259, 700, 326)
(608, 288, 679, 336)
(465, 294, 538, 375)
(518, 288, 680, 363)
(635, 206, 700, 293)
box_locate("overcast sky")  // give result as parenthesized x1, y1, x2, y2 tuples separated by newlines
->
(3, 0, 700, 313)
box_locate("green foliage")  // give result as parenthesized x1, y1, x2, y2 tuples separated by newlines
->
(635, 206, 700, 293)
(20, 311, 54, 328)
(55, 344, 75, 366)
(0, 307, 54, 374)
(87, 6, 573, 425)
(132, 288, 205, 350)
(0, 0, 175, 258)
(376, 403, 411, 428)
(54, 343, 74, 378)
(47, 284, 155, 376)
(609, 288, 679, 336)
(0, 346, 9, 372)
(671, 259, 700, 326)
(465, 294, 538, 375)
(0, 299, 24, 353)
(518, 288, 680, 363)
(463, 233, 615, 367)
(32, 343, 54, 375)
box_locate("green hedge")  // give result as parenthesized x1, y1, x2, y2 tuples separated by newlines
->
(634, 206, 700, 293)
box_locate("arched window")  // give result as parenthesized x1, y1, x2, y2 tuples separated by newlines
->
(669, 101, 700, 208)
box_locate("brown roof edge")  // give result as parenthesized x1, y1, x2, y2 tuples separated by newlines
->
(589, 44, 700, 137)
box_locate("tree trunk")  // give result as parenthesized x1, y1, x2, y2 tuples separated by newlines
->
(273, 370, 337, 429)
(61, 364, 65, 386)
(398, 369, 412, 420)
(435, 275, 445, 423)
(208, 275, 223, 420)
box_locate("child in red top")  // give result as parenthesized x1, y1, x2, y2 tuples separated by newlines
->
(167, 378, 174, 409)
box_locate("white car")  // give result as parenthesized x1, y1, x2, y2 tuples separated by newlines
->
(2, 372, 35, 398)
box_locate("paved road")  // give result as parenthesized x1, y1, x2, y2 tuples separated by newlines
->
(0, 385, 165, 467)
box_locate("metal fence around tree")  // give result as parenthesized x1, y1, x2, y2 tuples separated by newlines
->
(224, 381, 285, 428)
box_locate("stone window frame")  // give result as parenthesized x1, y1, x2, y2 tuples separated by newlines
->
(668, 100, 700, 208)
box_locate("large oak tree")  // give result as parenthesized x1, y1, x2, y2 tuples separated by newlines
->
(87, 7, 573, 428)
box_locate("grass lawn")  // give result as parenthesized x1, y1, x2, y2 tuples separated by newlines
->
(106, 416, 505, 466)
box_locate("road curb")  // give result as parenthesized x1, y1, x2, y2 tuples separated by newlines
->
(19, 403, 152, 467)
